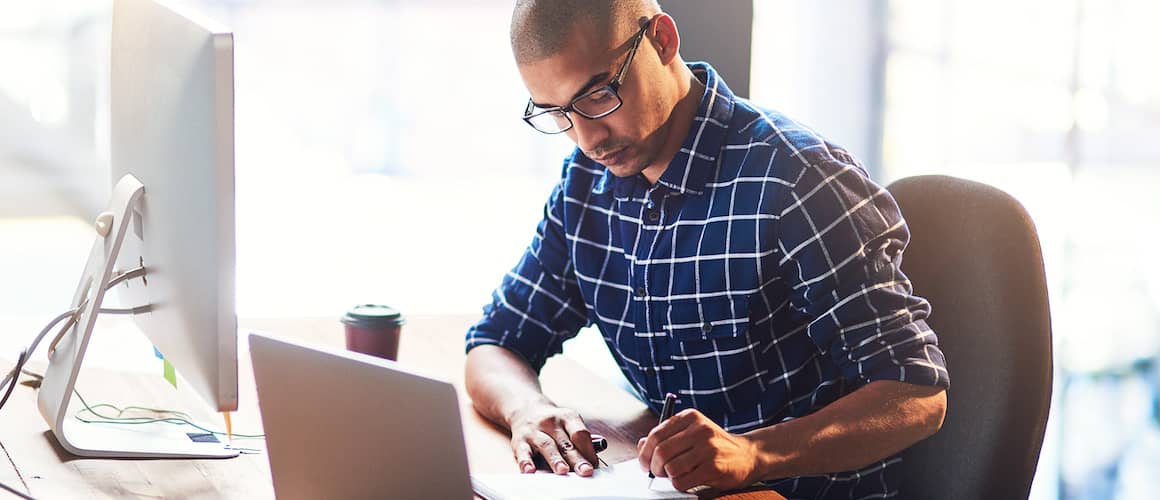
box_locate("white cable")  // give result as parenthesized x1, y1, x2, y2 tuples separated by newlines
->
(104, 266, 147, 290)
(97, 305, 152, 315)
(1, 308, 77, 391)
(3, 266, 151, 390)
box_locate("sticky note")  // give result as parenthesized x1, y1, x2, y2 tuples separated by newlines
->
(163, 358, 176, 388)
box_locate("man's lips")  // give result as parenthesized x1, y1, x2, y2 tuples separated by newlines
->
(591, 146, 628, 164)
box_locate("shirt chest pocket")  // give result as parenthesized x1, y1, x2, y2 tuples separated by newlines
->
(662, 295, 767, 416)
(663, 295, 751, 342)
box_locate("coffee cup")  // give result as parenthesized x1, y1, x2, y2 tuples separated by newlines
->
(341, 304, 405, 361)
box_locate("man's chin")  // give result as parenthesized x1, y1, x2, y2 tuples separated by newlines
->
(600, 152, 646, 177)
(604, 163, 643, 178)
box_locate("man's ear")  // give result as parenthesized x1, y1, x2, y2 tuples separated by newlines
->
(649, 13, 681, 65)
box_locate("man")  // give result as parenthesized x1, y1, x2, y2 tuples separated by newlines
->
(465, 1, 950, 498)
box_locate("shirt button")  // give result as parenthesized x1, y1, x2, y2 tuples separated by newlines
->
(647, 210, 660, 222)
(646, 200, 656, 210)
(643, 367, 657, 375)
(635, 286, 647, 298)
(701, 322, 713, 334)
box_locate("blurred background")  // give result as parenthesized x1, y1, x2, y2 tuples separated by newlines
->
(1, 0, 1157, 498)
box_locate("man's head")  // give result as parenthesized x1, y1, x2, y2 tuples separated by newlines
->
(511, 0, 693, 180)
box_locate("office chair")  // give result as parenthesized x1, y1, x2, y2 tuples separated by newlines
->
(887, 175, 1053, 499)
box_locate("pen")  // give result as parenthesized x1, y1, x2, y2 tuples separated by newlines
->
(591, 434, 607, 453)
(591, 434, 609, 468)
(648, 393, 678, 480)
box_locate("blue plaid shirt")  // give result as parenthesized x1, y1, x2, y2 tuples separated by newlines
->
(467, 63, 949, 499)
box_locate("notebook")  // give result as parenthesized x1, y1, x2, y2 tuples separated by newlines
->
(471, 459, 697, 500)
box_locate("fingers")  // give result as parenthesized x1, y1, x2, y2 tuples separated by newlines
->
(648, 413, 754, 493)
(509, 405, 599, 476)
(530, 432, 571, 475)
(561, 415, 597, 463)
(512, 440, 536, 474)
(649, 429, 697, 478)
(561, 416, 597, 475)
(670, 464, 713, 494)
(552, 428, 594, 476)
(661, 439, 704, 479)
(638, 409, 696, 476)
(637, 437, 649, 472)
(656, 431, 715, 493)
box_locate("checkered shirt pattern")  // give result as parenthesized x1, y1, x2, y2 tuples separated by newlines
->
(466, 62, 949, 499)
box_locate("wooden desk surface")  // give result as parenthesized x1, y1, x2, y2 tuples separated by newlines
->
(0, 315, 781, 499)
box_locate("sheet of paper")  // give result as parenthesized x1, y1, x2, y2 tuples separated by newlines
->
(472, 459, 696, 500)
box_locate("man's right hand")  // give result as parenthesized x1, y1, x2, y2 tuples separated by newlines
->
(508, 403, 598, 476)
(464, 345, 598, 477)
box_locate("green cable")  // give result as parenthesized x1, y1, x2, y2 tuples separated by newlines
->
(72, 389, 265, 439)
(77, 400, 195, 421)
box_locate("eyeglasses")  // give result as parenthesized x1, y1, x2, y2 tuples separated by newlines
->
(522, 19, 652, 135)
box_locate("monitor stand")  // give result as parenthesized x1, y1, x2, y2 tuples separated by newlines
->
(36, 174, 237, 458)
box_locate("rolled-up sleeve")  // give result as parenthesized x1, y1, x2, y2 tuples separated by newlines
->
(775, 158, 949, 389)
(465, 180, 590, 372)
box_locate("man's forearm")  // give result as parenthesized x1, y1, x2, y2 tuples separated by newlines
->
(465, 345, 554, 428)
(745, 380, 947, 481)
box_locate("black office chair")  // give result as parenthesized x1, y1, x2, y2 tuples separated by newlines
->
(887, 175, 1053, 499)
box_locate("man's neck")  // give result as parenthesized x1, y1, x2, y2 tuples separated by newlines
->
(641, 68, 705, 185)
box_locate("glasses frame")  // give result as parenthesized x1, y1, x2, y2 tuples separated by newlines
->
(522, 18, 652, 135)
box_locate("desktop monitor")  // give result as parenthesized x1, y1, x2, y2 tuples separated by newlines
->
(110, 0, 238, 414)
(35, 0, 238, 458)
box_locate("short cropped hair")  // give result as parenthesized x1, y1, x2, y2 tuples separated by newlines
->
(511, 0, 661, 65)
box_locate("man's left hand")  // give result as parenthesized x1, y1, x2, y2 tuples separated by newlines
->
(637, 408, 762, 492)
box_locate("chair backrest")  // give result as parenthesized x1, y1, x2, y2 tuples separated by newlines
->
(887, 175, 1053, 499)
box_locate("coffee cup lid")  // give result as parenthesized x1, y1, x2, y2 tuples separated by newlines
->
(342, 304, 405, 328)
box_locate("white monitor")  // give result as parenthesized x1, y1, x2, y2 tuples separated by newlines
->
(35, 0, 238, 458)
(110, 0, 238, 414)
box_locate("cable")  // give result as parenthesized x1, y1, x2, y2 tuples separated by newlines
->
(3, 266, 264, 445)
(0, 308, 78, 410)
(3, 266, 149, 409)
(72, 389, 264, 439)
(104, 266, 147, 289)
(43, 305, 150, 359)
(0, 350, 28, 410)
(0, 479, 35, 500)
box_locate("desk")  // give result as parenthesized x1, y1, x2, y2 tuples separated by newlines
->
(0, 315, 782, 499)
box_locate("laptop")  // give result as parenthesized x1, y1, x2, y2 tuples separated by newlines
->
(249, 332, 474, 499)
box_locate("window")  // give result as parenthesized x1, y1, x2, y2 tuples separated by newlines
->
(883, 1, 1160, 498)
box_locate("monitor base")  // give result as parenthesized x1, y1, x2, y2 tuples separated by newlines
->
(56, 416, 239, 459)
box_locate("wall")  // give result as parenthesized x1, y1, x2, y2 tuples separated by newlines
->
(660, 0, 753, 98)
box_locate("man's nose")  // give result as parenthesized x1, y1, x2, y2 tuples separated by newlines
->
(568, 114, 610, 152)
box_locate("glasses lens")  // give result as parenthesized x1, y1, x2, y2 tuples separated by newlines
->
(573, 87, 621, 118)
(527, 110, 571, 134)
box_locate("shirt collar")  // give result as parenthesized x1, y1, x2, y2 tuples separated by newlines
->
(591, 62, 736, 201)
